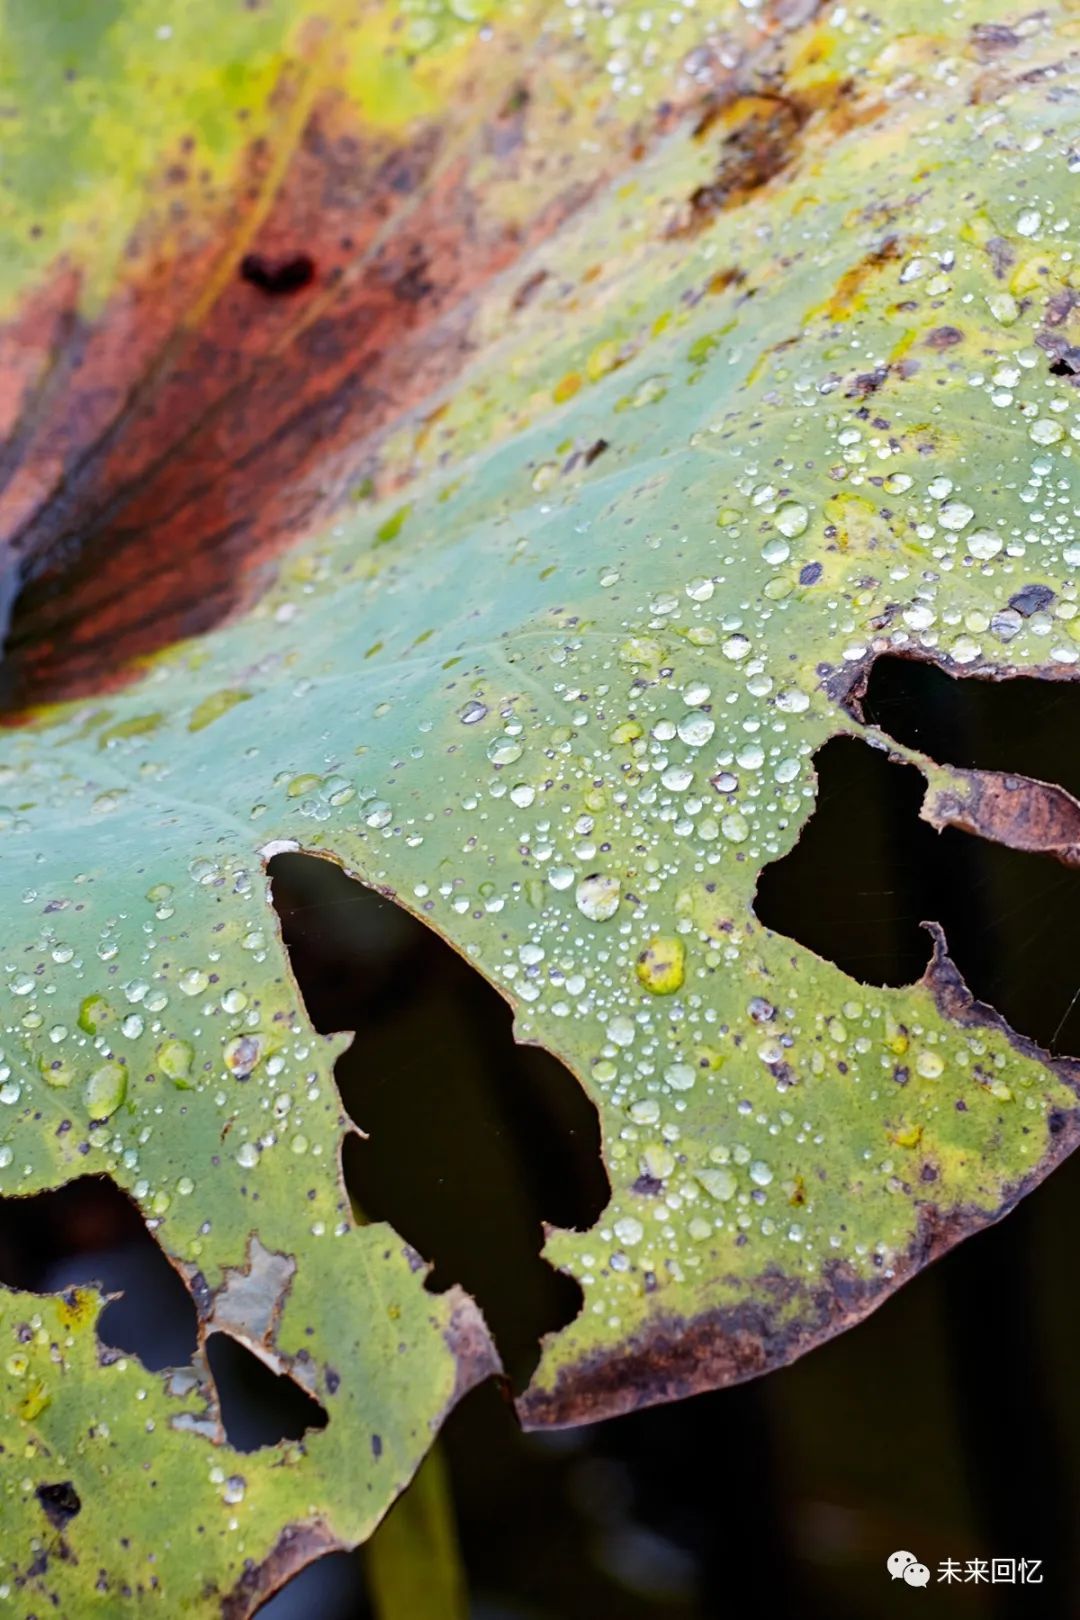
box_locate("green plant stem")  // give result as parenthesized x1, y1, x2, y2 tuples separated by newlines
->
(364, 1442, 469, 1620)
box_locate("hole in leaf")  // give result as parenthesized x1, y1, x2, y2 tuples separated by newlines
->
(206, 1332, 328, 1452)
(754, 738, 940, 987)
(1047, 347, 1080, 379)
(35, 1480, 81, 1529)
(239, 251, 317, 296)
(251, 1550, 367, 1619)
(0, 1175, 197, 1370)
(269, 852, 609, 1388)
(859, 654, 1080, 800)
(754, 736, 1080, 1054)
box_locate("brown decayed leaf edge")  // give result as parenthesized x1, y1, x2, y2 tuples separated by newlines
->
(517, 926, 1080, 1428)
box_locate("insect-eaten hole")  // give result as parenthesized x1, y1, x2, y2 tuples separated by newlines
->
(239, 251, 317, 296)
(857, 652, 1080, 800)
(269, 852, 610, 1390)
(0, 1174, 198, 1370)
(35, 1480, 81, 1530)
(1047, 346, 1080, 380)
(0, 1179, 331, 1446)
(206, 1332, 328, 1452)
(754, 735, 1080, 1055)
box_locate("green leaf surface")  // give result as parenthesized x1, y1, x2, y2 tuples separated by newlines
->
(4, 0, 1080, 1610)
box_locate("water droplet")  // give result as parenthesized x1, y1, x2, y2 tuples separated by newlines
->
(224, 1036, 261, 1078)
(287, 773, 322, 799)
(986, 291, 1019, 325)
(613, 1216, 644, 1246)
(487, 736, 523, 766)
(968, 531, 1002, 560)
(643, 1145, 675, 1180)
(775, 501, 809, 538)
(939, 501, 974, 532)
(676, 712, 715, 747)
(628, 1098, 660, 1125)
(575, 873, 621, 921)
(697, 1168, 736, 1202)
(607, 1015, 636, 1047)
(991, 608, 1023, 642)
(627, 375, 666, 408)
(85, 1062, 127, 1120)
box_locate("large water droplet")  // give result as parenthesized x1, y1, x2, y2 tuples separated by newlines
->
(575, 873, 621, 921)
(775, 501, 809, 538)
(85, 1061, 127, 1120)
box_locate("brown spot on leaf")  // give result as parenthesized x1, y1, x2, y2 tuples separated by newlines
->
(846, 364, 890, 397)
(706, 264, 747, 295)
(511, 268, 549, 311)
(818, 234, 902, 321)
(985, 235, 1015, 279)
(677, 92, 811, 232)
(1044, 286, 1080, 328)
(969, 22, 1022, 59)
(925, 325, 964, 349)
